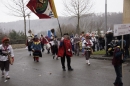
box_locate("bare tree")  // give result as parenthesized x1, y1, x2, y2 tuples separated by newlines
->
(1, 0, 31, 42)
(62, 0, 93, 34)
(56, 24, 76, 37)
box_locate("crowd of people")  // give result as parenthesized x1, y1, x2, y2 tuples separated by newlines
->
(0, 31, 128, 86)
(26, 32, 106, 65)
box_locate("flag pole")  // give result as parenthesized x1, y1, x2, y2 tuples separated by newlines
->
(57, 18, 62, 37)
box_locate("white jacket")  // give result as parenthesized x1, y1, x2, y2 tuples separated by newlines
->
(0, 44, 14, 61)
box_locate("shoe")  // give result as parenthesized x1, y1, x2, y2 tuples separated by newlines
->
(53, 56, 55, 59)
(56, 57, 59, 60)
(68, 68, 73, 71)
(1, 72, 4, 78)
(88, 63, 90, 66)
(6, 75, 10, 79)
(63, 69, 66, 71)
(33, 57, 35, 61)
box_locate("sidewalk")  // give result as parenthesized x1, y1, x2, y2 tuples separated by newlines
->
(91, 55, 130, 62)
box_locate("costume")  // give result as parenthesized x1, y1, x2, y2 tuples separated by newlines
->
(58, 34, 73, 71)
(26, 36, 33, 56)
(50, 37, 58, 60)
(31, 35, 42, 62)
(83, 34, 93, 65)
(0, 37, 14, 79)
(40, 35, 44, 52)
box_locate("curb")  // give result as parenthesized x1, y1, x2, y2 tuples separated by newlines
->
(91, 55, 130, 62)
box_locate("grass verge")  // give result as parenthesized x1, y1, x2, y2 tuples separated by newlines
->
(93, 50, 106, 55)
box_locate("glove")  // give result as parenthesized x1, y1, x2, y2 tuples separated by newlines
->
(32, 49, 35, 52)
(68, 49, 70, 52)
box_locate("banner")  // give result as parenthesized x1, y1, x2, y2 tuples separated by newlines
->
(114, 24, 130, 36)
(27, 0, 58, 19)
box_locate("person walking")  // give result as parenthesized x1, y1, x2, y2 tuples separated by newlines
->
(58, 33, 73, 71)
(83, 34, 93, 65)
(26, 36, 33, 56)
(0, 37, 14, 79)
(31, 35, 42, 62)
(51, 36, 58, 60)
(40, 35, 44, 52)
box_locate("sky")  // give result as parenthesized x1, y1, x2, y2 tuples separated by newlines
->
(0, 0, 123, 23)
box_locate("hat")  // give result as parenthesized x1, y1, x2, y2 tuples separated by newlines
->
(2, 37, 10, 43)
(34, 35, 38, 38)
(64, 33, 69, 35)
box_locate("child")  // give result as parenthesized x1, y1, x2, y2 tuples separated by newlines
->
(31, 35, 42, 62)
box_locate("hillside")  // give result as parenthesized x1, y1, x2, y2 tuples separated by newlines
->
(0, 12, 122, 35)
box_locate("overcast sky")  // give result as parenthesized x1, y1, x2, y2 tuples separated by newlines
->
(0, 0, 123, 23)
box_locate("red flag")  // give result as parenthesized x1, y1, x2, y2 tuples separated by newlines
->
(27, 0, 58, 19)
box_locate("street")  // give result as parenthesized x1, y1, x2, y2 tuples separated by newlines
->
(0, 48, 130, 86)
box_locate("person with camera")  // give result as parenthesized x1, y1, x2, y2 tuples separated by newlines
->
(83, 34, 93, 65)
(0, 37, 14, 79)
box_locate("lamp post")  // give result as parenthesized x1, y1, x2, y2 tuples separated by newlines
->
(28, 14, 31, 36)
(105, 0, 108, 56)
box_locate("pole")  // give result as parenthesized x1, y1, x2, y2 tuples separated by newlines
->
(57, 18, 62, 37)
(28, 14, 31, 36)
(121, 35, 124, 77)
(105, 0, 108, 55)
(29, 15, 30, 31)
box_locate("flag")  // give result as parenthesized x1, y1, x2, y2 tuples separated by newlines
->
(27, 0, 58, 19)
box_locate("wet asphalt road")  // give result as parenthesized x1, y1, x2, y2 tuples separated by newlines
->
(0, 48, 130, 86)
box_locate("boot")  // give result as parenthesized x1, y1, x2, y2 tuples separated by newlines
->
(88, 60, 90, 66)
(86, 60, 88, 64)
(36, 57, 39, 62)
(53, 55, 55, 59)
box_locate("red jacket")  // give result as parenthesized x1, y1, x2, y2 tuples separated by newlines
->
(42, 37, 48, 44)
(58, 39, 72, 57)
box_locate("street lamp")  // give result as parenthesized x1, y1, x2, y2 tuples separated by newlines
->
(27, 14, 31, 36)
(105, 0, 108, 56)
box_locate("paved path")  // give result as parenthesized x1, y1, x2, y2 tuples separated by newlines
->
(0, 48, 130, 86)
